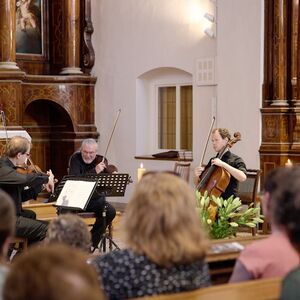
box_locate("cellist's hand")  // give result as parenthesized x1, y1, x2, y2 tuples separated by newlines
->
(194, 166, 205, 177)
(211, 158, 223, 167)
(194, 166, 204, 186)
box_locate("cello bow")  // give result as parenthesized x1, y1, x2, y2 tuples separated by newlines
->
(198, 116, 215, 167)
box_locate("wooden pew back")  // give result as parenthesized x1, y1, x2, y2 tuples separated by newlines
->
(130, 277, 282, 300)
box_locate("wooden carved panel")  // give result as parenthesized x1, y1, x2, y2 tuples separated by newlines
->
(262, 113, 289, 143)
(0, 82, 21, 126)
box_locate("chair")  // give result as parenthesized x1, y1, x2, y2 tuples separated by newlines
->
(173, 162, 191, 182)
(236, 169, 261, 206)
(236, 169, 261, 235)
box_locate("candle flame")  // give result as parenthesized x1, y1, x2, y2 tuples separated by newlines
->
(140, 163, 144, 168)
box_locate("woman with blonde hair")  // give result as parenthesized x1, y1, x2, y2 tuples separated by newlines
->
(91, 172, 210, 300)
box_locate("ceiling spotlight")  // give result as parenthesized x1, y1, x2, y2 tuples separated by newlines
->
(204, 28, 215, 38)
(204, 13, 215, 23)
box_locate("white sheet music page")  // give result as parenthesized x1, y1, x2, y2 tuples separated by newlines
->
(55, 180, 96, 210)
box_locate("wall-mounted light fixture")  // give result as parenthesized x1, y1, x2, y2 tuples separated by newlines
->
(204, 13, 215, 23)
(204, 28, 215, 38)
(203, 0, 217, 38)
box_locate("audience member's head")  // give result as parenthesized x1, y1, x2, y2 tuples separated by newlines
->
(262, 166, 291, 222)
(3, 244, 105, 300)
(45, 214, 91, 252)
(0, 190, 15, 258)
(123, 172, 207, 267)
(269, 166, 300, 252)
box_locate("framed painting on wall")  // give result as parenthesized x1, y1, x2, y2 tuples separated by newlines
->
(16, 0, 48, 60)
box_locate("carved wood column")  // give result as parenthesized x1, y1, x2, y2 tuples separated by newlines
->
(81, 0, 95, 74)
(291, 0, 298, 102)
(60, 0, 82, 75)
(271, 0, 289, 106)
(0, 0, 19, 70)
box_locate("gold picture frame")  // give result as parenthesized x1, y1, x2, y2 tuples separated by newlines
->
(16, 0, 48, 61)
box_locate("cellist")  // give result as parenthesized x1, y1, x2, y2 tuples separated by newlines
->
(194, 128, 247, 199)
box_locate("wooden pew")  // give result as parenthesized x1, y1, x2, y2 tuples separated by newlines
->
(130, 277, 282, 300)
(206, 234, 268, 284)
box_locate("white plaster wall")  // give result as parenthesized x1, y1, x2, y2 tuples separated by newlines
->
(217, 0, 263, 169)
(91, 0, 263, 202)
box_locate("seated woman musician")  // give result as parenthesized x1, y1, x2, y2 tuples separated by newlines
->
(194, 128, 247, 199)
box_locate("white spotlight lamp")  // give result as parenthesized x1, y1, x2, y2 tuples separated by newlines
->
(204, 13, 215, 23)
(204, 28, 215, 38)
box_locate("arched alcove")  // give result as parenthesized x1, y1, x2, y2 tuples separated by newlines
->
(24, 99, 76, 181)
(136, 67, 192, 155)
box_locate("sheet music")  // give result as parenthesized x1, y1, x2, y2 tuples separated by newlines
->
(55, 180, 96, 210)
(211, 242, 244, 254)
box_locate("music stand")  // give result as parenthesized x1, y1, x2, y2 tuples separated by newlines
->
(85, 173, 129, 252)
(55, 177, 97, 211)
(53, 173, 129, 252)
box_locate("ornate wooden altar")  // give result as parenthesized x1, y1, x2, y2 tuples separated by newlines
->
(0, 0, 98, 180)
(261, 0, 300, 184)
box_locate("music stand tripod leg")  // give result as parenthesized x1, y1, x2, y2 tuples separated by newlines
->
(98, 205, 120, 253)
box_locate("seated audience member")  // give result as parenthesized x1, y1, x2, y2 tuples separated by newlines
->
(91, 172, 210, 300)
(279, 167, 300, 299)
(230, 167, 300, 282)
(0, 190, 16, 300)
(44, 214, 91, 253)
(3, 244, 105, 300)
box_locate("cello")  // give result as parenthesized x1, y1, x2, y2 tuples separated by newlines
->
(196, 131, 242, 198)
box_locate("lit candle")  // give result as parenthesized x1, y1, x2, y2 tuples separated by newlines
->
(137, 163, 146, 181)
(285, 159, 293, 167)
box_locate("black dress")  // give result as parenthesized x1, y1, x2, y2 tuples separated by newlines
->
(92, 249, 211, 300)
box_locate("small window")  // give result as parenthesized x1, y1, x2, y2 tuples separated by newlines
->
(158, 85, 192, 151)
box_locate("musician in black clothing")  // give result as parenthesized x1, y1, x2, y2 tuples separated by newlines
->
(68, 138, 116, 249)
(194, 128, 247, 199)
(0, 136, 55, 244)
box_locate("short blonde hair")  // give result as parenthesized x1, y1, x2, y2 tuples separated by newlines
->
(123, 173, 207, 267)
(212, 128, 231, 140)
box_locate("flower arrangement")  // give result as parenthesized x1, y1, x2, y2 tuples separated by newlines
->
(195, 190, 264, 239)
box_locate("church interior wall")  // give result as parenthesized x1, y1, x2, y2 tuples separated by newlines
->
(91, 0, 263, 202)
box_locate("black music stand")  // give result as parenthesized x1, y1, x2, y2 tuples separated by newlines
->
(53, 173, 129, 252)
(86, 173, 129, 252)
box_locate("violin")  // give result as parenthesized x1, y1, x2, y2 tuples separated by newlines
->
(16, 158, 46, 175)
(196, 132, 242, 198)
(16, 163, 44, 175)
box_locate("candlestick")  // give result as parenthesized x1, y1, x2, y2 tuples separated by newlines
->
(137, 163, 146, 181)
(285, 159, 293, 167)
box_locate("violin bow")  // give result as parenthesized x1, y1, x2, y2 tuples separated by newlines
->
(199, 116, 215, 167)
(102, 109, 121, 162)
